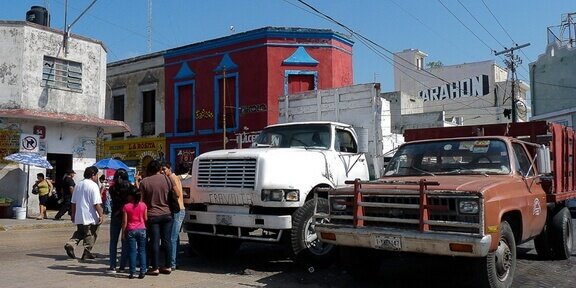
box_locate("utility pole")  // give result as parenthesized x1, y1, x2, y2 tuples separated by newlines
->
(495, 43, 530, 123)
(147, 0, 152, 53)
(222, 66, 227, 149)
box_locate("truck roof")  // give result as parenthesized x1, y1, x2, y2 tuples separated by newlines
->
(268, 121, 354, 129)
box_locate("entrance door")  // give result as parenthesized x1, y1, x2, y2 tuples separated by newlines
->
(46, 153, 73, 210)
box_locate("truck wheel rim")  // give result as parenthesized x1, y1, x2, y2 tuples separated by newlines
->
(495, 238, 512, 280)
(305, 217, 332, 255)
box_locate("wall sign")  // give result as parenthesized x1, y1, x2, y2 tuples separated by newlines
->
(20, 134, 39, 152)
(33, 125, 46, 139)
(419, 75, 489, 102)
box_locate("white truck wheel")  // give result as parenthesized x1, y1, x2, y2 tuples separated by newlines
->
(290, 198, 336, 266)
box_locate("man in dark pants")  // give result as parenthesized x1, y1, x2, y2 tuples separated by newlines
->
(54, 170, 76, 220)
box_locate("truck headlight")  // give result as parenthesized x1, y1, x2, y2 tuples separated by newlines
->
(261, 189, 299, 202)
(459, 200, 479, 214)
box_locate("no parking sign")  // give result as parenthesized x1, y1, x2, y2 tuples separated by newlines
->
(20, 134, 39, 153)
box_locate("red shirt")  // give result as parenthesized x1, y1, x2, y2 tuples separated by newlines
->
(123, 202, 147, 231)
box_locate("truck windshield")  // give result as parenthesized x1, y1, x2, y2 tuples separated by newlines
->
(253, 124, 331, 149)
(383, 139, 511, 176)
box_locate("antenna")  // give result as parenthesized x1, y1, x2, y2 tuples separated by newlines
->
(147, 0, 152, 53)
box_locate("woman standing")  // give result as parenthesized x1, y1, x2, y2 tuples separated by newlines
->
(106, 169, 131, 273)
(34, 173, 53, 220)
(139, 160, 173, 275)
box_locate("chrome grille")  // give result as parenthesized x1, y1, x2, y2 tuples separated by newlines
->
(197, 158, 257, 189)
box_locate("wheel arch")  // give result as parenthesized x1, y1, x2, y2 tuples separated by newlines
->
(305, 183, 333, 201)
(501, 210, 523, 245)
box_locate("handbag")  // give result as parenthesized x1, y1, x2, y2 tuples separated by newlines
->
(163, 175, 180, 213)
(32, 184, 39, 195)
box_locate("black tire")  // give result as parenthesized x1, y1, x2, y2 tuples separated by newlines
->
(187, 233, 242, 259)
(534, 224, 553, 259)
(475, 221, 516, 288)
(339, 246, 382, 279)
(549, 207, 573, 260)
(290, 198, 336, 267)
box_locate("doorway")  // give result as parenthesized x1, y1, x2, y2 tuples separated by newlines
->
(46, 153, 73, 210)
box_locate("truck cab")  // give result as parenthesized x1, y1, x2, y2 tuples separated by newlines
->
(184, 121, 369, 264)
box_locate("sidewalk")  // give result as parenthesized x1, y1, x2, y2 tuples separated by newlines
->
(0, 210, 75, 232)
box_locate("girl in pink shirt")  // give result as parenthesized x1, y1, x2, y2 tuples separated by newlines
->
(121, 187, 148, 279)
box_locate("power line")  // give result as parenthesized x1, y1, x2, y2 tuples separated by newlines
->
(436, 0, 494, 53)
(456, 0, 505, 48)
(293, 0, 501, 117)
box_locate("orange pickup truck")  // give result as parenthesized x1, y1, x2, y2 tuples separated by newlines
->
(315, 121, 575, 288)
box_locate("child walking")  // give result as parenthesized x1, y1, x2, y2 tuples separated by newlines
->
(121, 187, 148, 279)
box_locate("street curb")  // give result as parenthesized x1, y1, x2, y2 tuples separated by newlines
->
(0, 219, 110, 232)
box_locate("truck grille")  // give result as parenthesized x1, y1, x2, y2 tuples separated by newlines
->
(197, 158, 257, 189)
(328, 190, 482, 235)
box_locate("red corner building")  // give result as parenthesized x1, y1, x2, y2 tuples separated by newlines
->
(163, 27, 353, 168)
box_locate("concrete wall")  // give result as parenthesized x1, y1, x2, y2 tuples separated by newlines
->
(0, 21, 107, 216)
(530, 43, 576, 118)
(393, 48, 528, 124)
(107, 53, 165, 137)
(0, 22, 107, 118)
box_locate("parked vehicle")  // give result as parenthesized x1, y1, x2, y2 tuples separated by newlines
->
(316, 121, 576, 287)
(182, 84, 399, 265)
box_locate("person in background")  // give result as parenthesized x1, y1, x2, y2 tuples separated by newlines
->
(161, 162, 184, 270)
(99, 175, 111, 215)
(121, 186, 148, 279)
(64, 166, 103, 260)
(106, 169, 131, 274)
(54, 170, 76, 220)
(139, 160, 173, 275)
(34, 173, 53, 220)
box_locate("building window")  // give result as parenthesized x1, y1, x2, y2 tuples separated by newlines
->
(416, 57, 424, 70)
(111, 94, 125, 138)
(288, 74, 315, 94)
(142, 90, 155, 136)
(42, 56, 82, 92)
(215, 74, 238, 131)
(284, 70, 318, 95)
(176, 83, 194, 134)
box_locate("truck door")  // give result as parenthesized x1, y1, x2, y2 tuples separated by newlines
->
(334, 128, 369, 184)
(512, 142, 547, 238)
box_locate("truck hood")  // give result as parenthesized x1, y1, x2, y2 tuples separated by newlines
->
(198, 147, 324, 159)
(373, 175, 513, 193)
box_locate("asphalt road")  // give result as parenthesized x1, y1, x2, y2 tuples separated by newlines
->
(0, 223, 574, 288)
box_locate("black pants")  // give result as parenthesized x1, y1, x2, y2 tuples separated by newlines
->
(55, 195, 71, 219)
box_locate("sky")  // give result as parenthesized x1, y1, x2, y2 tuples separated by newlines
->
(1, 0, 574, 92)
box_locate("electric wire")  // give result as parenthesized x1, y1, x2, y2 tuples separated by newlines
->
(294, 0, 501, 117)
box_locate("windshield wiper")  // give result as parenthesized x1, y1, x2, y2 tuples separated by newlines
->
(410, 166, 435, 176)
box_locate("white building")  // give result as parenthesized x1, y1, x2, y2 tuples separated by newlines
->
(0, 20, 128, 216)
(394, 49, 529, 125)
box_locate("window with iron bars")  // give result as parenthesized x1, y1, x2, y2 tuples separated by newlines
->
(42, 56, 82, 92)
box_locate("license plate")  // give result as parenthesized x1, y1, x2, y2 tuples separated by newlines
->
(216, 214, 232, 225)
(372, 235, 402, 251)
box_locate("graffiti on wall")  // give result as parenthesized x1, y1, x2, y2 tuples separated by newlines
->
(72, 137, 96, 158)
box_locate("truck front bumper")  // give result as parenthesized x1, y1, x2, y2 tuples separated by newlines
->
(183, 210, 292, 242)
(316, 224, 491, 257)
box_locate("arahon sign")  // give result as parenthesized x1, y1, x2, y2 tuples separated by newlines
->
(419, 74, 489, 101)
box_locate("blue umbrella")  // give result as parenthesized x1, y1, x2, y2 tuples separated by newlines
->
(4, 152, 53, 169)
(93, 158, 129, 170)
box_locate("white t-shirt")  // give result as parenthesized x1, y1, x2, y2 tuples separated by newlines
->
(71, 178, 102, 225)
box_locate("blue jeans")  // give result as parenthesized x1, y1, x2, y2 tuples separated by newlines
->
(109, 215, 128, 269)
(127, 229, 147, 275)
(148, 214, 173, 270)
(170, 209, 185, 269)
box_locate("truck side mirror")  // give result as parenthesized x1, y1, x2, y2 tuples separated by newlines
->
(536, 145, 551, 174)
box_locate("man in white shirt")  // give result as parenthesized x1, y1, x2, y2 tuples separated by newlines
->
(64, 166, 104, 260)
